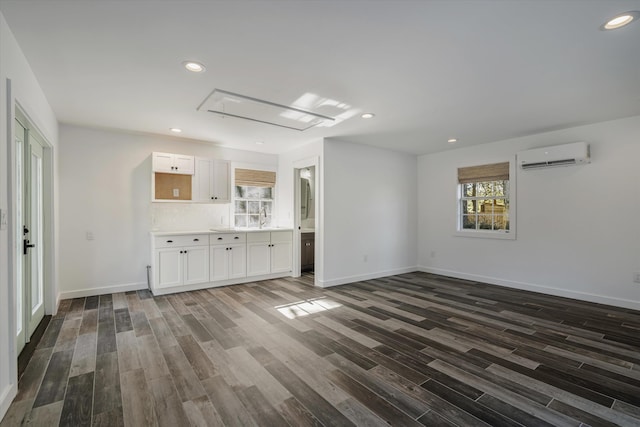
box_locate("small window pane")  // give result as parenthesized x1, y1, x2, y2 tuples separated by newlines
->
(235, 201, 246, 214)
(245, 186, 261, 199)
(235, 186, 245, 198)
(259, 187, 273, 199)
(248, 201, 260, 214)
(262, 201, 273, 215)
(235, 215, 247, 227)
(463, 183, 475, 197)
(462, 215, 476, 229)
(248, 215, 259, 227)
(263, 216, 272, 228)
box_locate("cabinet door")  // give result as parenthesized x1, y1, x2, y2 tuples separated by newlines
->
(183, 246, 209, 285)
(152, 152, 174, 173)
(228, 243, 247, 279)
(173, 154, 195, 174)
(193, 158, 212, 202)
(271, 241, 292, 274)
(247, 242, 270, 276)
(155, 248, 183, 288)
(211, 160, 230, 202)
(210, 245, 229, 282)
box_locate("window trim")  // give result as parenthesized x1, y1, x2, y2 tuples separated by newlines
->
(232, 164, 277, 229)
(454, 159, 516, 240)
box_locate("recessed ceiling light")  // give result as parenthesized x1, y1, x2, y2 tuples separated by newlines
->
(600, 11, 639, 30)
(361, 113, 375, 119)
(183, 61, 206, 72)
(169, 128, 182, 133)
(448, 138, 458, 144)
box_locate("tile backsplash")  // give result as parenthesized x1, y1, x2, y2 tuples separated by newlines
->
(151, 203, 232, 231)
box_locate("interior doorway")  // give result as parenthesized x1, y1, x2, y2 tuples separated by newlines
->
(14, 111, 48, 355)
(293, 156, 319, 284)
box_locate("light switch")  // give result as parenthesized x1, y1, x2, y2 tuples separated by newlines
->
(0, 209, 7, 230)
(173, 188, 179, 197)
(86, 231, 94, 240)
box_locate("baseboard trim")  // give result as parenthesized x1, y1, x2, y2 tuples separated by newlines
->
(418, 266, 640, 311)
(316, 266, 417, 288)
(59, 282, 147, 299)
(0, 383, 17, 424)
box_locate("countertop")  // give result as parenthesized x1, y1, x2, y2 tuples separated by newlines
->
(151, 228, 294, 236)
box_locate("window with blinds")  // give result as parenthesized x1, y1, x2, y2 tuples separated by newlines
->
(234, 168, 276, 228)
(457, 162, 511, 234)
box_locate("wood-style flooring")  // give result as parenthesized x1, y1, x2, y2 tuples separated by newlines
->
(2, 272, 640, 426)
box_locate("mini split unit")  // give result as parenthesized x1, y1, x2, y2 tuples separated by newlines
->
(518, 142, 590, 170)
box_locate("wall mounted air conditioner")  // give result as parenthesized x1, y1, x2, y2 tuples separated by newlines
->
(518, 142, 590, 170)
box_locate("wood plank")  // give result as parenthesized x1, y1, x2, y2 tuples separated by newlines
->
(148, 375, 191, 427)
(33, 349, 73, 407)
(93, 352, 122, 416)
(59, 372, 94, 427)
(120, 368, 157, 427)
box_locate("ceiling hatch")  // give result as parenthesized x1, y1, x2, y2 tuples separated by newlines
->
(197, 89, 340, 131)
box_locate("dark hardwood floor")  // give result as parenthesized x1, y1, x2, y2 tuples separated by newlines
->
(2, 272, 640, 426)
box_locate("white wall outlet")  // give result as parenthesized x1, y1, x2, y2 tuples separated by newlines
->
(173, 188, 179, 197)
(363, 254, 368, 262)
(86, 231, 94, 241)
(0, 209, 7, 230)
(634, 272, 640, 284)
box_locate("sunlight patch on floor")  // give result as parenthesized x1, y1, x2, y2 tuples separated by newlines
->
(275, 297, 342, 319)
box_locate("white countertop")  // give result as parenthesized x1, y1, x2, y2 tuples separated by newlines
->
(151, 228, 294, 236)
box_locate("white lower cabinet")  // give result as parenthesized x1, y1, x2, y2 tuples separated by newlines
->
(247, 231, 292, 277)
(152, 230, 292, 295)
(153, 234, 209, 290)
(210, 233, 247, 282)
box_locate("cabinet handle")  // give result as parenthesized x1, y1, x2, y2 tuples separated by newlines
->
(234, 236, 239, 240)
(184, 250, 188, 254)
(179, 250, 183, 254)
(306, 242, 311, 246)
(167, 240, 173, 243)
(217, 237, 223, 240)
(193, 238, 199, 241)
(211, 197, 214, 200)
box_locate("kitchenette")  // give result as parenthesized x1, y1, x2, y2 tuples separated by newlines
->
(149, 151, 293, 295)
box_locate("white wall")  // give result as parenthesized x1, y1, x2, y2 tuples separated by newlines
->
(58, 124, 277, 298)
(321, 138, 418, 287)
(418, 115, 640, 310)
(0, 12, 59, 421)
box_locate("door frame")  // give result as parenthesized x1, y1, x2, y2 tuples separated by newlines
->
(293, 156, 320, 285)
(12, 104, 55, 351)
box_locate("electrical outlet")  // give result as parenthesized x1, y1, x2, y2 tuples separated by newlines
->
(173, 188, 179, 197)
(363, 254, 368, 262)
(634, 272, 640, 284)
(86, 231, 94, 241)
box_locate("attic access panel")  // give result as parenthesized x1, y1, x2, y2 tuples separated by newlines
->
(197, 89, 336, 131)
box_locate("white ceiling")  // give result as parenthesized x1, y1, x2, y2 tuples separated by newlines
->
(1, 0, 639, 155)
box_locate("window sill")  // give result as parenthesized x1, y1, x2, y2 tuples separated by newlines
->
(454, 230, 515, 240)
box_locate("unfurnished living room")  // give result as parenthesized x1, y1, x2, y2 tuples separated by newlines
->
(1, 1, 640, 426)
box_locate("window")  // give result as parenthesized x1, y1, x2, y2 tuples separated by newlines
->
(234, 168, 276, 228)
(457, 162, 513, 238)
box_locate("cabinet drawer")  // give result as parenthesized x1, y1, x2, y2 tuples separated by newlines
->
(247, 231, 271, 243)
(210, 233, 246, 245)
(154, 234, 209, 248)
(271, 231, 293, 243)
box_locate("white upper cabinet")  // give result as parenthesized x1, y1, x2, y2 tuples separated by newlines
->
(152, 152, 195, 175)
(193, 158, 230, 203)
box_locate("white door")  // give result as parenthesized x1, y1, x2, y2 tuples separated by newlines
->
(156, 248, 183, 288)
(228, 243, 247, 279)
(210, 245, 229, 282)
(183, 246, 209, 285)
(247, 242, 270, 276)
(15, 117, 46, 353)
